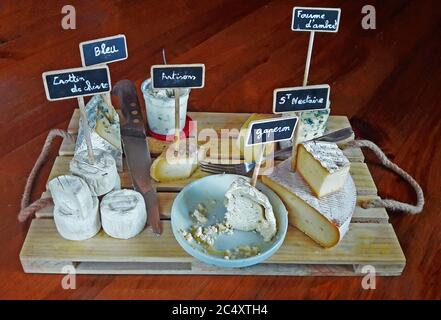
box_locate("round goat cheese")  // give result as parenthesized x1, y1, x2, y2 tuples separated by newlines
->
(100, 189, 147, 239)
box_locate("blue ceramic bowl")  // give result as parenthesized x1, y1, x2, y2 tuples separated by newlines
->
(171, 174, 288, 268)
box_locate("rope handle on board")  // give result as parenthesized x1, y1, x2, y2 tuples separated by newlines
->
(18, 129, 73, 222)
(346, 139, 424, 214)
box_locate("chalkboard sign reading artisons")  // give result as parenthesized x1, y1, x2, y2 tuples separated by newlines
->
(80, 34, 128, 67)
(273, 84, 330, 113)
(292, 7, 341, 32)
(42, 66, 111, 101)
(246, 116, 298, 146)
(151, 64, 205, 89)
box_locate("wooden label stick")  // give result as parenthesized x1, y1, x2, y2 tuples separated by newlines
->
(174, 88, 181, 142)
(251, 144, 266, 187)
(303, 31, 315, 86)
(77, 96, 95, 163)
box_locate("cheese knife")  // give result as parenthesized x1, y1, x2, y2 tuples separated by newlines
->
(112, 80, 162, 235)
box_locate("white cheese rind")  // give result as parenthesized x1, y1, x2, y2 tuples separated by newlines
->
(70, 149, 121, 196)
(100, 189, 147, 239)
(262, 159, 356, 247)
(75, 95, 123, 172)
(224, 177, 277, 242)
(301, 141, 350, 174)
(48, 175, 101, 241)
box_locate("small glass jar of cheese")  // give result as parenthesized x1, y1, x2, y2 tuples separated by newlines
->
(141, 78, 190, 136)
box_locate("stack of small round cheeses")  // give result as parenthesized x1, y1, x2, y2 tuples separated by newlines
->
(48, 149, 147, 241)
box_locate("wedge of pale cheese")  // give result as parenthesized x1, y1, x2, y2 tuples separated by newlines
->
(150, 139, 203, 182)
(296, 141, 350, 198)
(262, 159, 356, 248)
(224, 177, 277, 242)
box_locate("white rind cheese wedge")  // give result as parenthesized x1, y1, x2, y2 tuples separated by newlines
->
(150, 139, 203, 182)
(70, 149, 121, 196)
(296, 141, 350, 198)
(262, 159, 356, 248)
(48, 175, 101, 241)
(224, 177, 277, 242)
(75, 95, 123, 172)
(100, 189, 147, 239)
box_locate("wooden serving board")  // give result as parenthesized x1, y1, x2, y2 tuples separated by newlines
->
(20, 110, 405, 276)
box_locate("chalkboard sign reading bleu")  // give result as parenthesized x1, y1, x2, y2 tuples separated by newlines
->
(292, 7, 341, 32)
(42, 66, 111, 101)
(273, 84, 330, 113)
(246, 116, 298, 146)
(151, 64, 205, 89)
(80, 34, 128, 67)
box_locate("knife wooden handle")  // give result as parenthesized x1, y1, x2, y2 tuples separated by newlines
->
(112, 80, 146, 138)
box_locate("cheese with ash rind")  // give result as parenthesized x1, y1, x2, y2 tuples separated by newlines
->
(100, 189, 147, 239)
(296, 140, 350, 197)
(70, 149, 121, 196)
(262, 159, 356, 248)
(75, 94, 123, 172)
(224, 177, 277, 242)
(48, 175, 101, 241)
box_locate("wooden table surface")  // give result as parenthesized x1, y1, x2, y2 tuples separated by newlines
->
(0, 0, 440, 299)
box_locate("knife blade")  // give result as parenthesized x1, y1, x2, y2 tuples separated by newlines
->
(112, 80, 162, 235)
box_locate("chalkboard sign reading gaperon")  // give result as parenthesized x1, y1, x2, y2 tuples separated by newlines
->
(151, 64, 205, 89)
(246, 116, 298, 146)
(292, 7, 341, 32)
(42, 66, 111, 101)
(273, 84, 330, 113)
(80, 34, 128, 67)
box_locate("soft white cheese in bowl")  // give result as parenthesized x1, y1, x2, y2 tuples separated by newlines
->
(141, 78, 190, 136)
(171, 174, 288, 268)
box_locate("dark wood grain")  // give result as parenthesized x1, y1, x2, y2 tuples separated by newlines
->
(0, 0, 440, 299)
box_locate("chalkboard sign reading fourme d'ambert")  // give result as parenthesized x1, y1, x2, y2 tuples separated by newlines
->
(273, 84, 330, 113)
(151, 64, 205, 89)
(80, 34, 128, 67)
(292, 7, 341, 32)
(246, 116, 298, 146)
(42, 66, 111, 101)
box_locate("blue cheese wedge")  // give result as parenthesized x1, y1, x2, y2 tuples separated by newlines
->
(224, 177, 277, 242)
(262, 159, 356, 248)
(75, 95, 123, 172)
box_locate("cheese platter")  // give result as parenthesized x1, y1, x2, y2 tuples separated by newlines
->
(19, 6, 418, 276)
(20, 108, 404, 276)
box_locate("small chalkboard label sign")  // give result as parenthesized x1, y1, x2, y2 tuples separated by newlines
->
(246, 116, 298, 146)
(42, 65, 111, 101)
(273, 84, 330, 113)
(151, 64, 205, 89)
(292, 7, 341, 32)
(80, 34, 128, 67)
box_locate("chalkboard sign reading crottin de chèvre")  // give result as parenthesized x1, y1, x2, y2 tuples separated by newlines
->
(151, 64, 205, 89)
(42, 66, 111, 101)
(246, 116, 298, 146)
(80, 34, 128, 67)
(292, 7, 341, 32)
(273, 84, 330, 114)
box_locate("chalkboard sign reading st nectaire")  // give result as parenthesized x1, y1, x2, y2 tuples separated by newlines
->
(246, 116, 298, 146)
(151, 64, 205, 89)
(273, 84, 330, 113)
(292, 7, 341, 32)
(80, 34, 128, 67)
(42, 66, 111, 101)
